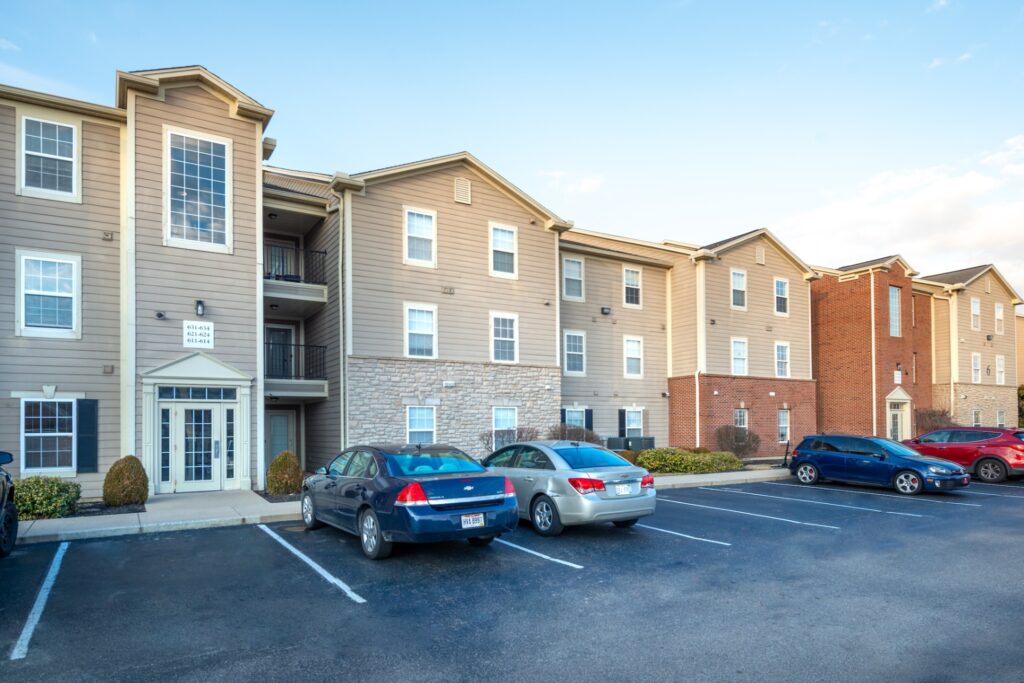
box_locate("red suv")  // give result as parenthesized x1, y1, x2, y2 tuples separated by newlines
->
(905, 427, 1024, 483)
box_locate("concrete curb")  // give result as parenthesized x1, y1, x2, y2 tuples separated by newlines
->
(654, 468, 794, 490)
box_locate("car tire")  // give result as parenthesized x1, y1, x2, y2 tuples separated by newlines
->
(795, 463, 820, 485)
(359, 508, 393, 560)
(894, 470, 923, 495)
(467, 536, 494, 547)
(975, 458, 1007, 483)
(301, 492, 323, 530)
(613, 518, 639, 528)
(0, 502, 17, 559)
(530, 495, 564, 537)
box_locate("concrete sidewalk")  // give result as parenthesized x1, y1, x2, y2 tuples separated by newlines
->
(17, 490, 301, 545)
(654, 466, 793, 490)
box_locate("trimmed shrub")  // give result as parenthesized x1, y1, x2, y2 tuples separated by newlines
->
(102, 455, 149, 507)
(266, 451, 303, 495)
(690, 446, 711, 454)
(715, 425, 761, 458)
(15, 476, 81, 520)
(614, 450, 637, 464)
(546, 423, 603, 445)
(478, 426, 540, 453)
(636, 448, 744, 475)
(915, 408, 957, 434)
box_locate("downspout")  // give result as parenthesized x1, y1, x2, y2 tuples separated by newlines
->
(694, 256, 709, 447)
(948, 291, 959, 419)
(342, 188, 354, 446)
(869, 269, 878, 437)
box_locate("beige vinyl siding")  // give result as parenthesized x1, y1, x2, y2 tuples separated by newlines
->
(559, 250, 669, 444)
(956, 278, 1017, 385)
(132, 85, 261, 480)
(671, 258, 698, 374)
(705, 236, 811, 378)
(932, 297, 951, 384)
(1017, 315, 1024, 387)
(350, 163, 558, 366)
(0, 103, 122, 495)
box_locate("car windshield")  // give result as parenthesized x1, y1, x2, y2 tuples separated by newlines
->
(384, 449, 485, 476)
(868, 438, 921, 458)
(554, 445, 628, 469)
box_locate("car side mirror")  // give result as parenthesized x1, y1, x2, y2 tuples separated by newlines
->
(874, 453, 886, 460)
(0, 451, 12, 465)
(316, 466, 327, 475)
(910, 439, 921, 444)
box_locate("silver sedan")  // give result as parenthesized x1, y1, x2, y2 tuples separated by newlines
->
(482, 441, 656, 536)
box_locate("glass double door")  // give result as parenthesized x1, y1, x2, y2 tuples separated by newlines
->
(173, 403, 224, 493)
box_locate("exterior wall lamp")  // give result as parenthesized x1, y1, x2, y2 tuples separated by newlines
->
(195, 300, 206, 317)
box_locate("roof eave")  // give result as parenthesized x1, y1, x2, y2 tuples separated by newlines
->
(0, 83, 126, 122)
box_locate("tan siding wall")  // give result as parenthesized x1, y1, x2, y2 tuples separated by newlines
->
(132, 85, 261, 480)
(559, 251, 669, 444)
(1017, 315, 1024, 387)
(350, 164, 558, 366)
(671, 258, 698, 374)
(932, 297, 951, 385)
(705, 236, 811, 379)
(0, 104, 122, 496)
(955, 278, 1017, 387)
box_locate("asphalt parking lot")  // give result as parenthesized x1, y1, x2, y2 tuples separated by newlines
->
(3, 479, 1024, 682)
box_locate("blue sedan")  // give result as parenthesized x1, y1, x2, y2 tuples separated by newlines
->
(790, 435, 970, 495)
(301, 444, 518, 559)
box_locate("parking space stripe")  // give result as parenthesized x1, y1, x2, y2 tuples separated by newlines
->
(969, 482, 1024, 490)
(494, 539, 583, 569)
(636, 523, 732, 546)
(10, 542, 69, 661)
(257, 525, 366, 604)
(764, 482, 982, 507)
(952, 489, 1024, 499)
(658, 498, 840, 529)
(698, 487, 926, 518)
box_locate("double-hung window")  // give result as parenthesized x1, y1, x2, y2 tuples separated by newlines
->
(731, 269, 747, 310)
(731, 338, 748, 376)
(889, 286, 901, 337)
(623, 267, 642, 308)
(774, 278, 789, 316)
(405, 303, 437, 358)
(995, 303, 1004, 335)
(775, 342, 790, 378)
(491, 313, 518, 363)
(564, 408, 586, 428)
(489, 223, 517, 278)
(22, 116, 78, 200)
(22, 399, 75, 473)
(167, 129, 231, 251)
(403, 207, 436, 267)
(778, 409, 790, 443)
(562, 258, 584, 301)
(16, 249, 82, 339)
(407, 406, 436, 444)
(493, 407, 518, 450)
(972, 409, 982, 428)
(996, 355, 1005, 385)
(971, 352, 981, 384)
(970, 297, 981, 331)
(564, 330, 586, 376)
(624, 408, 644, 438)
(624, 336, 643, 378)
(997, 410, 1006, 428)
(734, 408, 748, 440)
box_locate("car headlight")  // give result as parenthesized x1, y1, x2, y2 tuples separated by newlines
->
(928, 465, 952, 475)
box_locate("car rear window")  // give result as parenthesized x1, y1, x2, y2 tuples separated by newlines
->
(554, 446, 628, 469)
(384, 449, 485, 476)
(1014, 432, 1024, 442)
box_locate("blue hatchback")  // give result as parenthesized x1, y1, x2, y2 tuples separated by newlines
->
(301, 444, 518, 559)
(790, 435, 970, 495)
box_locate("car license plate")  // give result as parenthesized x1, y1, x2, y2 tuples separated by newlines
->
(615, 484, 632, 496)
(461, 513, 485, 529)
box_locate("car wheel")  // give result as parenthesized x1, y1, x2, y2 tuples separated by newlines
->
(795, 463, 820, 485)
(975, 458, 1007, 483)
(613, 518, 639, 528)
(467, 536, 494, 547)
(301, 493, 322, 530)
(359, 509, 393, 560)
(0, 502, 17, 559)
(530, 495, 564, 537)
(894, 470, 923, 495)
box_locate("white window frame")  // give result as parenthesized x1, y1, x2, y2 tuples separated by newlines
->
(731, 337, 748, 376)
(490, 311, 519, 364)
(970, 297, 981, 331)
(995, 303, 1004, 335)
(997, 410, 1006, 428)
(971, 352, 981, 384)
(623, 266, 642, 309)
(493, 406, 518, 449)
(972, 409, 982, 428)
(774, 277, 789, 317)
(406, 406, 436, 444)
(734, 407, 748, 430)
(624, 408, 644, 438)
(488, 222, 518, 279)
(564, 407, 586, 428)
(996, 355, 1005, 385)
(17, 112, 82, 203)
(20, 397, 77, 476)
(774, 341, 791, 378)
(402, 206, 437, 268)
(623, 335, 644, 379)
(15, 248, 82, 340)
(403, 302, 438, 359)
(562, 257, 585, 302)
(163, 125, 234, 255)
(730, 269, 747, 311)
(889, 286, 901, 337)
(778, 409, 790, 443)
(563, 330, 586, 377)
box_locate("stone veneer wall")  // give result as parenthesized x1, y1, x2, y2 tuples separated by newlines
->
(346, 357, 561, 458)
(934, 384, 1018, 427)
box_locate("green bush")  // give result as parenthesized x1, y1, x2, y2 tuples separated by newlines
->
(266, 451, 302, 495)
(102, 455, 149, 507)
(690, 446, 711, 454)
(15, 476, 82, 520)
(636, 448, 744, 474)
(614, 450, 637, 464)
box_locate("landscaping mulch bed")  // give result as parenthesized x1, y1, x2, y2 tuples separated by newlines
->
(70, 502, 146, 517)
(254, 490, 301, 504)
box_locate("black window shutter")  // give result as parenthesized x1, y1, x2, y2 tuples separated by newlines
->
(560, 409, 566, 424)
(618, 409, 626, 438)
(76, 399, 99, 473)
(584, 409, 593, 431)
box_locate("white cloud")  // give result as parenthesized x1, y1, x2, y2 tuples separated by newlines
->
(957, 51, 972, 62)
(538, 170, 605, 195)
(927, 57, 945, 69)
(0, 63, 94, 99)
(927, 0, 950, 12)
(87, 31, 98, 45)
(0, 38, 20, 51)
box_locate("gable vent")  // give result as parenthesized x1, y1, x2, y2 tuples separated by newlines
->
(454, 177, 472, 204)
(985, 277, 992, 293)
(755, 246, 766, 265)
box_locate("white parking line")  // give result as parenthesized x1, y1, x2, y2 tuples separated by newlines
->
(10, 542, 69, 661)
(953, 489, 1024, 499)
(257, 524, 366, 604)
(658, 498, 840, 529)
(698, 487, 925, 518)
(636, 523, 732, 546)
(494, 538, 583, 569)
(970, 481, 1024, 490)
(764, 482, 982, 507)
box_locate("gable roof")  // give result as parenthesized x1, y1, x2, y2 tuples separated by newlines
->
(837, 254, 918, 276)
(352, 152, 573, 232)
(559, 239, 673, 268)
(692, 228, 816, 279)
(919, 264, 1022, 303)
(701, 228, 763, 252)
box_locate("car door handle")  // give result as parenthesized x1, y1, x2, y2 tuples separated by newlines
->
(524, 477, 534, 482)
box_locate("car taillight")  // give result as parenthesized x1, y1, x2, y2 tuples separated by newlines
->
(568, 477, 606, 494)
(395, 481, 429, 506)
(640, 474, 655, 489)
(504, 476, 516, 498)
(792, 450, 801, 459)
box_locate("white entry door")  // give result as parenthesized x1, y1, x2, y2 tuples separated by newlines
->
(888, 401, 910, 442)
(175, 403, 223, 493)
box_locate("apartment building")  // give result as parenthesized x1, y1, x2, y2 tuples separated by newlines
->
(812, 256, 933, 440)
(1018, 313, 1024, 388)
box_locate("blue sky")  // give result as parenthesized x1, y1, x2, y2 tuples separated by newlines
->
(3, 1, 1024, 289)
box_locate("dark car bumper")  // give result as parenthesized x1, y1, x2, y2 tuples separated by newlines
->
(382, 499, 519, 543)
(923, 473, 970, 491)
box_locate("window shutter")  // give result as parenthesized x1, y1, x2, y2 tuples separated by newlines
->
(585, 409, 593, 431)
(560, 409, 566, 424)
(76, 399, 99, 473)
(618, 409, 626, 438)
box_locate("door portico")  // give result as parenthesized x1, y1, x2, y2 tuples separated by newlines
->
(885, 387, 913, 442)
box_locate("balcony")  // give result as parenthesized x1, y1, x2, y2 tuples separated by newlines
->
(263, 244, 329, 319)
(264, 342, 329, 400)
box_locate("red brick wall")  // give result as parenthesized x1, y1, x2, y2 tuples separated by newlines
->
(668, 375, 698, 447)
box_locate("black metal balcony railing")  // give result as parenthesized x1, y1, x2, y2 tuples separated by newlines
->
(265, 342, 327, 380)
(264, 244, 328, 285)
